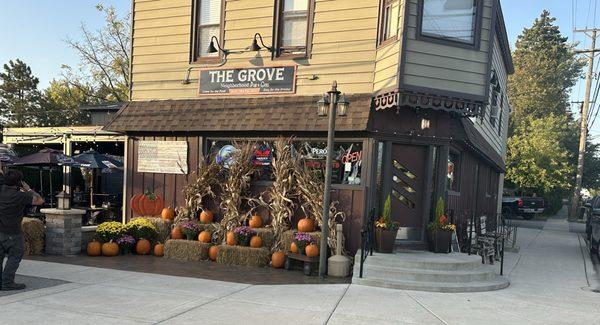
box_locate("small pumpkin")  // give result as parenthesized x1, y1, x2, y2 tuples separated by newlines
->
(208, 245, 218, 261)
(154, 243, 165, 257)
(199, 210, 214, 224)
(161, 207, 175, 221)
(305, 243, 319, 257)
(87, 240, 102, 257)
(297, 217, 315, 232)
(271, 251, 286, 268)
(101, 241, 119, 257)
(290, 241, 298, 253)
(198, 230, 212, 243)
(250, 235, 262, 248)
(136, 238, 151, 255)
(226, 231, 236, 246)
(171, 226, 184, 240)
(249, 215, 263, 228)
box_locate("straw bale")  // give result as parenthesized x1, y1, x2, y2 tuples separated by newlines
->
(282, 230, 321, 253)
(164, 239, 210, 261)
(216, 245, 270, 267)
(253, 228, 275, 248)
(22, 217, 44, 255)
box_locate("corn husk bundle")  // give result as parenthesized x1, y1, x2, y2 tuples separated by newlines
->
(216, 245, 271, 267)
(218, 141, 257, 241)
(164, 239, 210, 261)
(295, 163, 346, 256)
(22, 217, 44, 255)
(175, 157, 222, 225)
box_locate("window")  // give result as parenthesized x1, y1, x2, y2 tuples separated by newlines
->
(420, 0, 479, 45)
(489, 90, 498, 126)
(275, 0, 313, 57)
(497, 94, 503, 136)
(447, 151, 460, 191)
(192, 0, 223, 62)
(379, 0, 399, 45)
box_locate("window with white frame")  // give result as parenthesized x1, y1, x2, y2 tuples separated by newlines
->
(420, 0, 478, 45)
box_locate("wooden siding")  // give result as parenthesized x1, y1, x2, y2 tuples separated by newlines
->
(401, 0, 493, 99)
(372, 0, 405, 92)
(131, 0, 381, 101)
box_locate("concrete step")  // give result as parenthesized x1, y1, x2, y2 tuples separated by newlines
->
(355, 263, 496, 283)
(353, 275, 510, 293)
(394, 240, 428, 251)
(355, 250, 482, 271)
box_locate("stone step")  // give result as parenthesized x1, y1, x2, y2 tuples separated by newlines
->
(355, 250, 482, 271)
(394, 240, 428, 251)
(353, 275, 510, 293)
(355, 263, 496, 283)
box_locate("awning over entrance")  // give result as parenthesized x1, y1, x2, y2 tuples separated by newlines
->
(104, 95, 373, 133)
(455, 119, 506, 172)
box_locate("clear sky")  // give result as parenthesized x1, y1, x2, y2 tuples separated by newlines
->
(0, 0, 598, 134)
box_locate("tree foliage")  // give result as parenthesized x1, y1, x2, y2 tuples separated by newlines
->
(0, 59, 44, 127)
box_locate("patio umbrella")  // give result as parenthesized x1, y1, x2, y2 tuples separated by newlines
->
(73, 150, 124, 207)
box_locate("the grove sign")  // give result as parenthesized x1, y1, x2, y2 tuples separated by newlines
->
(199, 66, 296, 95)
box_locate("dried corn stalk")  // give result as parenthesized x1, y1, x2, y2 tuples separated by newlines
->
(175, 156, 222, 225)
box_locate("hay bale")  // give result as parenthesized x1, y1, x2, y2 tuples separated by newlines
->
(164, 239, 210, 261)
(253, 228, 275, 248)
(133, 217, 171, 243)
(216, 245, 270, 267)
(282, 230, 321, 253)
(22, 218, 44, 255)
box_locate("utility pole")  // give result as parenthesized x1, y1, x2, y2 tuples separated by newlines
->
(570, 29, 598, 219)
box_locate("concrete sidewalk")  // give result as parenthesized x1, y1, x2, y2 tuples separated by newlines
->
(1, 211, 599, 324)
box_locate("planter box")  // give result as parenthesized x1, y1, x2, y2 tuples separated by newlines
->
(432, 230, 452, 254)
(375, 228, 398, 253)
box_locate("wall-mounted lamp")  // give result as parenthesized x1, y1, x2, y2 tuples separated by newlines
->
(247, 33, 274, 53)
(207, 36, 230, 56)
(421, 118, 431, 130)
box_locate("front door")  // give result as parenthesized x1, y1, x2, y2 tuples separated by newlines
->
(388, 144, 428, 240)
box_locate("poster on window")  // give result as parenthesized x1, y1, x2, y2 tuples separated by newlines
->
(137, 141, 188, 174)
(199, 66, 297, 95)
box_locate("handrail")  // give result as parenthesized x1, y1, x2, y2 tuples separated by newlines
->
(359, 208, 376, 278)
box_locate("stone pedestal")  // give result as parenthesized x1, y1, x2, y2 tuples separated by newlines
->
(41, 208, 86, 256)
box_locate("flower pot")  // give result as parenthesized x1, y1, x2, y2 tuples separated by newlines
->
(375, 228, 398, 253)
(432, 230, 452, 253)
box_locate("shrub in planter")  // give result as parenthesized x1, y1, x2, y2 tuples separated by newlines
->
(293, 232, 314, 255)
(375, 196, 400, 253)
(125, 218, 159, 242)
(426, 197, 455, 254)
(233, 226, 255, 246)
(180, 221, 201, 240)
(96, 221, 126, 243)
(116, 235, 136, 254)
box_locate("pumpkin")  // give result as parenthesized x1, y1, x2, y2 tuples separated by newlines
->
(305, 243, 319, 257)
(154, 243, 165, 257)
(171, 226, 184, 240)
(130, 194, 143, 216)
(199, 210, 214, 224)
(271, 251, 285, 268)
(298, 217, 315, 232)
(136, 238, 151, 255)
(290, 241, 298, 253)
(161, 207, 175, 221)
(226, 231, 236, 245)
(250, 235, 262, 248)
(198, 231, 212, 243)
(101, 241, 119, 257)
(131, 191, 164, 216)
(249, 215, 263, 228)
(87, 240, 102, 257)
(208, 245, 218, 261)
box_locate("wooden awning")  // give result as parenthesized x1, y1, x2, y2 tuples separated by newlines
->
(374, 89, 483, 117)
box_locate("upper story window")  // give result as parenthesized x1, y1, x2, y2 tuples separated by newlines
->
(274, 0, 313, 58)
(192, 0, 223, 62)
(419, 0, 479, 46)
(379, 0, 399, 46)
(497, 94, 504, 136)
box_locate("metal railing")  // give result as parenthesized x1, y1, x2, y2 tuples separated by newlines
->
(359, 208, 376, 278)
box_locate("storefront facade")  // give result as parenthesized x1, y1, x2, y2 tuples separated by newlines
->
(107, 0, 513, 253)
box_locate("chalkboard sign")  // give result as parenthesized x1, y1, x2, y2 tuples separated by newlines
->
(451, 229, 461, 253)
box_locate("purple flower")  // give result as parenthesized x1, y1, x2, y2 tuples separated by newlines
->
(116, 235, 136, 245)
(234, 226, 256, 237)
(294, 232, 314, 244)
(181, 221, 201, 231)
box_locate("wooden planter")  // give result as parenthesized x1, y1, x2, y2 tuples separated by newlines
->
(432, 230, 452, 254)
(375, 228, 398, 253)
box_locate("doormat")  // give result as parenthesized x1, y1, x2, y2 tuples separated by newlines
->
(0, 275, 68, 297)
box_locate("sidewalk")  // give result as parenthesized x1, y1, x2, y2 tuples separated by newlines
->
(1, 209, 599, 324)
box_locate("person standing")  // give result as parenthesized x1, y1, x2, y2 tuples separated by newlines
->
(0, 170, 44, 291)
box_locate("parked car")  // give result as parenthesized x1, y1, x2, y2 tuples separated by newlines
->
(583, 196, 600, 255)
(502, 196, 545, 220)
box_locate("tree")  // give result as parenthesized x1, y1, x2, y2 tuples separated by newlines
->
(62, 4, 130, 102)
(39, 80, 91, 126)
(0, 59, 44, 127)
(507, 10, 584, 132)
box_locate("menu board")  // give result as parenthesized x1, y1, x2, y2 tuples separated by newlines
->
(137, 141, 188, 174)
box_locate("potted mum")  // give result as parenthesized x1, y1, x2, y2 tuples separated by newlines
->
(293, 232, 314, 255)
(427, 197, 456, 253)
(375, 195, 400, 253)
(116, 235, 136, 254)
(234, 226, 255, 246)
(181, 221, 201, 240)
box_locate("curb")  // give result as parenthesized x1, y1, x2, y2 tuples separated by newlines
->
(578, 234, 600, 292)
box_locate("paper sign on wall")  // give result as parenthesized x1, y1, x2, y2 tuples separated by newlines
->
(137, 141, 188, 174)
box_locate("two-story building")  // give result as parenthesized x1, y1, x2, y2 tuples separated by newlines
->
(106, 0, 513, 253)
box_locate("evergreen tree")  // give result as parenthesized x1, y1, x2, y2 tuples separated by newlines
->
(0, 59, 43, 127)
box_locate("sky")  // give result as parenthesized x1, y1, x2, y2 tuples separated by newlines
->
(0, 0, 598, 133)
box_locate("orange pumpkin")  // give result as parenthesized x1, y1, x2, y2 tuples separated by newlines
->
(226, 231, 236, 245)
(171, 226, 184, 240)
(198, 231, 212, 243)
(298, 217, 315, 232)
(271, 251, 286, 268)
(136, 239, 151, 255)
(208, 245, 218, 261)
(305, 243, 319, 257)
(250, 235, 262, 248)
(290, 241, 298, 253)
(199, 210, 214, 224)
(130, 194, 143, 216)
(153, 243, 165, 257)
(161, 207, 175, 221)
(101, 241, 119, 257)
(87, 240, 102, 257)
(131, 192, 164, 216)
(249, 215, 263, 228)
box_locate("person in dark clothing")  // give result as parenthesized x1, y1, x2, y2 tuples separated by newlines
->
(0, 170, 44, 291)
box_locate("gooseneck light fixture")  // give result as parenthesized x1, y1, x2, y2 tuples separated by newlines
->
(207, 36, 230, 56)
(247, 33, 274, 53)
